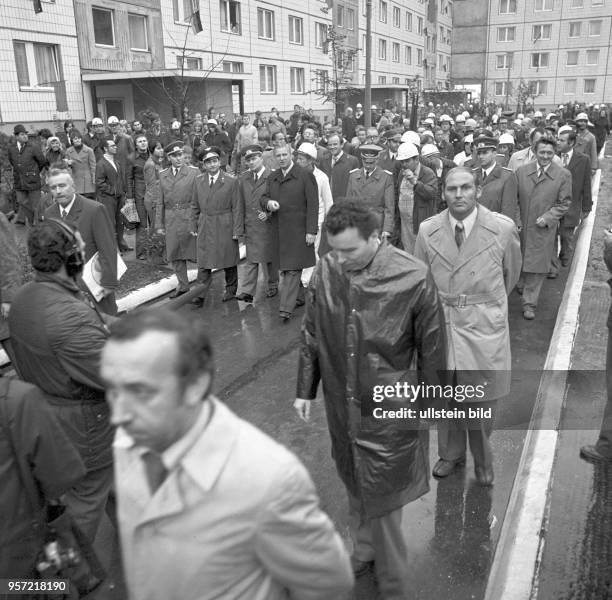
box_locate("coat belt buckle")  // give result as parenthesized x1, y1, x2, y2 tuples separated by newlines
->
(458, 294, 467, 308)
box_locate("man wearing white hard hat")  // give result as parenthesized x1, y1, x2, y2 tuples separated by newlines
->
(440, 114, 461, 151)
(395, 142, 437, 253)
(453, 134, 474, 167)
(574, 113, 598, 172)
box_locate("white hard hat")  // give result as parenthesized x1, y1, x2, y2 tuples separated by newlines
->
(455, 114, 466, 123)
(558, 125, 574, 135)
(371, 105, 378, 110)
(440, 114, 452, 122)
(575, 112, 589, 121)
(463, 134, 474, 145)
(513, 119, 522, 126)
(517, 113, 525, 120)
(462, 110, 470, 118)
(356, 103, 362, 108)
(534, 111, 543, 118)
(498, 133, 515, 145)
(401, 130, 421, 146)
(491, 115, 499, 123)
(421, 143, 440, 157)
(427, 112, 436, 119)
(296, 142, 318, 160)
(107, 115, 119, 125)
(465, 118, 478, 129)
(423, 118, 434, 125)
(91, 117, 103, 126)
(396, 142, 419, 160)
(207, 118, 218, 125)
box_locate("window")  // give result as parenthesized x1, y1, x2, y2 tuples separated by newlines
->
(392, 42, 400, 62)
(499, 0, 517, 13)
(405, 10, 412, 30)
(405, 45, 412, 64)
(220, 0, 241, 34)
(289, 16, 303, 44)
(13, 41, 60, 88)
(379, 0, 387, 23)
(222, 61, 244, 72)
(570, 0, 583, 6)
(290, 67, 305, 93)
(584, 78, 596, 93)
(417, 48, 423, 66)
(362, 0, 366, 17)
(173, 0, 196, 23)
(531, 52, 549, 68)
(592, 0, 603, 4)
(315, 69, 328, 92)
(569, 22, 581, 37)
(178, 56, 202, 70)
(566, 50, 579, 65)
(393, 6, 401, 27)
(496, 53, 512, 69)
(587, 49, 600, 65)
(392, 77, 399, 85)
(533, 24, 551, 40)
(405, 78, 410, 85)
(92, 7, 114, 46)
(347, 9, 355, 30)
(257, 8, 274, 40)
(336, 50, 354, 71)
(260, 65, 277, 93)
(417, 16, 423, 34)
(495, 81, 511, 96)
(379, 38, 387, 60)
(497, 26, 515, 41)
(531, 80, 548, 95)
(362, 33, 366, 56)
(438, 54, 444, 69)
(315, 22, 327, 48)
(535, 0, 553, 9)
(590, 20, 602, 36)
(564, 79, 577, 94)
(128, 14, 148, 50)
(337, 4, 344, 27)
(378, 75, 386, 84)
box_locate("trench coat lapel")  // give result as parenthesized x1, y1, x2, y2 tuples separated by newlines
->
(68, 195, 84, 220)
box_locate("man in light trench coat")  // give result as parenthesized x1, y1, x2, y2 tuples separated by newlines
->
(415, 167, 522, 485)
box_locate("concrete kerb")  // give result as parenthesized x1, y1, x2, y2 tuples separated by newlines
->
(484, 158, 603, 600)
(0, 245, 247, 366)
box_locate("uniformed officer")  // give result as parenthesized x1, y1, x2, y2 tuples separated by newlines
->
(345, 144, 395, 237)
(156, 141, 199, 298)
(190, 146, 243, 306)
(472, 135, 519, 224)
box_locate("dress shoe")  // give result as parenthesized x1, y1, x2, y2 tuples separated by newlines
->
(350, 557, 374, 577)
(191, 297, 204, 307)
(432, 458, 465, 478)
(169, 288, 188, 299)
(547, 271, 558, 279)
(222, 290, 237, 302)
(279, 311, 292, 322)
(475, 465, 494, 486)
(295, 297, 305, 307)
(523, 308, 535, 320)
(235, 293, 254, 303)
(266, 288, 278, 298)
(119, 245, 134, 252)
(580, 444, 612, 463)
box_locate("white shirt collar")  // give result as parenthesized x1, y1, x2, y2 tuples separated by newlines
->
(282, 162, 294, 177)
(60, 195, 76, 216)
(332, 151, 343, 162)
(254, 166, 265, 178)
(482, 163, 495, 178)
(449, 206, 478, 240)
(209, 171, 220, 184)
(563, 149, 573, 162)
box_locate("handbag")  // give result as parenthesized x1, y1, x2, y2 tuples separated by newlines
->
(120, 198, 140, 230)
(0, 379, 104, 598)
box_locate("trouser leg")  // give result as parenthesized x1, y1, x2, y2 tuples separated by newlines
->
(116, 198, 127, 249)
(596, 328, 612, 457)
(224, 266, 238, 294)
(279, 270, 302, 314)
(466, 399, 497, 473)
(437, 417, 467, 462)
(196, 267, 213, 298)
(15, 190, 35, 225)
(172, 259, 189, 291)
(95, 292, 118, 316)
(266, 261, 279, 292)
(134, 198, 147, 257)
(521, 271, 546, 311)
(559, 225, 575, 264)
(239, 261, 259, 296)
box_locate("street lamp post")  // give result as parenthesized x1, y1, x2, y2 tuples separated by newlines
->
(505, 52, 513, 111)
(364, 0, 372, 128)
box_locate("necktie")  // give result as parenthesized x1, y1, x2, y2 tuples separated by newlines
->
(482, 169, 487, 182)
(173, 168, 177, 177)
(455, 222, 465, 249)
(562, 153, 569, 167)
(390, 154, 395, 161)
(209, 176, 214, 187)
(365, 170, 371, 179)
(142, 451, 167, 495)
(538, 167, 544, 180)
(60, 208, 67, 219)
(253, 172, 258, 183)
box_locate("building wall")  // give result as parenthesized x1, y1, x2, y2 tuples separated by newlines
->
(0, 0, 85, 133)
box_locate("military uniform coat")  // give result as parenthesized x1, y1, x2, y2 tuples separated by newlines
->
(262, 164, 318, 271)
(473, 163, 519, 224)
(345, 166, 395, 235)
(415, 206, 522, 400)
(238, 169, 275, 263)
(191, 171, 243, 269)
(516, 161, 572, 273)
(157, 165, 199, 262)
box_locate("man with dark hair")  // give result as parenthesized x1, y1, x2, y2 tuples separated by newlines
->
(45, 168, 118, 315)
(96, 137, 130, 252)
(516, 138, 571, 319)
(415, 167, 521, 485)
(507, 127, 562, 172)
(102, 308, 353, 600)
(295, 199, 446, 598)
(322, 133, 359, 201)
(127, 133, 151, 259)
(8, 220, 114, 545)
(7, 124, 48, 225)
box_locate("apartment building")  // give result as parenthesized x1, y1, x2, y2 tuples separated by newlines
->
(452, 0, 612, 107)
(0, 0, 85, 134)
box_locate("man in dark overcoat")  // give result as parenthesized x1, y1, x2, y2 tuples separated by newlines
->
(190, 147, 243, 306)
(156, 141, 199, 297)
(0, 213, 21, 363)
(235, 145, 278, 303)
(320, 133, 359, 201)
(262, 144, 318, 321)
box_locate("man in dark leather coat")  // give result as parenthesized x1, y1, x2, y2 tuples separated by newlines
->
(294, 200, 446, 598)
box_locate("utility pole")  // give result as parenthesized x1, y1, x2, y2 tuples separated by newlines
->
(505, 52, 512, 111)
(364, 0, 372, 128)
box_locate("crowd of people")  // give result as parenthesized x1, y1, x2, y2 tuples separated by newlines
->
(0, 97, 608, 599)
